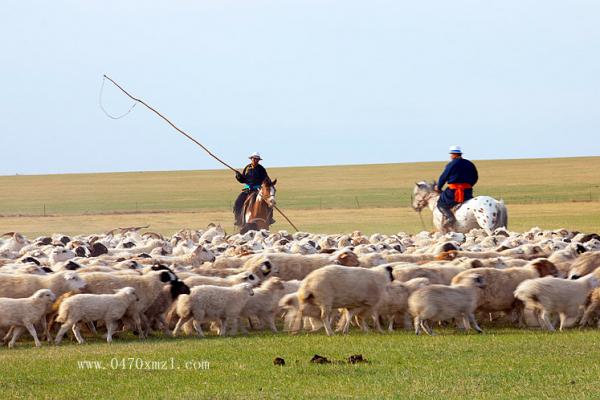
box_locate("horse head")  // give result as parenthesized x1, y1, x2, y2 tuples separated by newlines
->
(411, 181, 436, 211)
(260, 178, 277, 208)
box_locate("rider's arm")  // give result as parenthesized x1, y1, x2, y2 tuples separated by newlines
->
(236, 167, 248, 184)
(437, 162, 452, 189)
(472, 163, 479, 185)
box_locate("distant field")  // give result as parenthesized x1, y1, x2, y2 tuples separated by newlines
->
(0, 157, 599, 236)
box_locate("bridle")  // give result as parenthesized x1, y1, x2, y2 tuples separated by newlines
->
(411, 190, 437, 212)
(257, 182, 276, 208)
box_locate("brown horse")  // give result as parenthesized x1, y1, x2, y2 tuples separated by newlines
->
(240, 178, 277, 234)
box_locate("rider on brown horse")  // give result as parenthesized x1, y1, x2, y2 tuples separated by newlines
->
(234, 152, 275, 227)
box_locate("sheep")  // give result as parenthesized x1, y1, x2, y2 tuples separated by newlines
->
(244, 250, 359, 281)
(173, 283, 254, 337)
(144, 279, 191, 336)
(392, 260, 480, 285)
(183, 271, 261, 288)
(293, 264, 395, 336)
(239, 277, 286, 333)
(450, 259, 559, 323)
(408, 272, 486, 336)
(377, 278, 431, 331)
(54, 287, 139, 344)
(567, 252, 600, 280)
(580, 287, 600, 327)
(145, 245, 216, 268)
(77, 270, 177, 338)
(0, 271, 86, 299)
(48, 247, 76, 268)
(514, 273, 600, 331)
(278, 292, 324, 332)
(0, 289, 56, 348)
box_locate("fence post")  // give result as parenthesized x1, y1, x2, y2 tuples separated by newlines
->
(43, 204, 46, 217)
(355, 197, 360, 209)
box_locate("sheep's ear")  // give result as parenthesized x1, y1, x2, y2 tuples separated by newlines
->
(159, 271, 173, 283)
(386, 265, 394, 281)
(272, 179, 277, 186)
(260, 261, 272, 275)
(577, 244, 587, 254)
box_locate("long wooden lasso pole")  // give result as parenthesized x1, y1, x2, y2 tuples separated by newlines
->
(101, 74, 299, 232)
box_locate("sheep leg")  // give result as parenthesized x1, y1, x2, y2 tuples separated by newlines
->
(387, 316, 395, 332)
(173, 316, 191, 336)
(264, 314, 278, 333)
(461, 316, 472, 332)
(55, 322, 73, 344)
(421, 320, 435, 336)
(3, 327, 13, 344)
(403, 313, 413, 330)
(468, 314, 483, 333)
(8, 326, 24, 349)
(228, 317, 239, 336)
(72, 323, 85, 344)
(540, 310, 555, 332)
(219, 319, 227, 337)
(371, 311, 384, 333)
(321, 306, 334, 336)
(580, 302, 598, 327)
(414, 317, 421, 335)
(191, 320, 205, 337)
(23, 322, 41, 348)
(106, 320, 116, 343)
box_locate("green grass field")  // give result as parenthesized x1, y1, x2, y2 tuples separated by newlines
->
(2, 328, 600, 399)
(1, 156, 599, 236)
(1, 157, 600, 399)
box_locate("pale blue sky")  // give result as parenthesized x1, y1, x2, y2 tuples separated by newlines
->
(1, 0, 599, 175)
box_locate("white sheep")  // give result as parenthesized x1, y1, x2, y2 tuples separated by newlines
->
(408, 272, 486, 335)
(514, 273, 600, 331)
(0, 271, 86, 299)
(183, 271, 261, 288)
(239, 277, 286, 333)
(0, 289, 56, 348)
(54, 287, 139, 344)
(173, 283, 254, 337)
(294, 264, 395, 336)
(77, 270, 177, 338)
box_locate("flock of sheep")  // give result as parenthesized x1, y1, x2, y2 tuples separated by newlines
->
(0, 225, 599, 348)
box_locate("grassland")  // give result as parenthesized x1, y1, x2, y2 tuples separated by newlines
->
(3, 328, 600, 399)
(0, 156, 599, 236)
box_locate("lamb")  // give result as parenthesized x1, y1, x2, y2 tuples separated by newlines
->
(77, 270, 177, 338)
(450, 259, 559, 322)
(0, 271, 86, 299)
(408, 272, 486, 336)
(173, 283, 254, 337)
(514, 273, 600, 331)
(294, 264, 395, 336)
(567, 252, 600, 280)
(54, 287, 139, 344)
(0, 289, 56, 348)
(239, 277, 286, 333)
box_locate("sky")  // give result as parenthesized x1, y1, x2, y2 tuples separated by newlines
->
(1, 0, 599, 175)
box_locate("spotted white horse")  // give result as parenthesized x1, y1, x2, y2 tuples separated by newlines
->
(411, 181, 508, 235)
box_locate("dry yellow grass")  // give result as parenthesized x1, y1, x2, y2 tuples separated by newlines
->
(0, 156, 598, 236)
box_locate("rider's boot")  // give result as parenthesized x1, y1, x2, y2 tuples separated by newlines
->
(438, 205, 456, 231)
